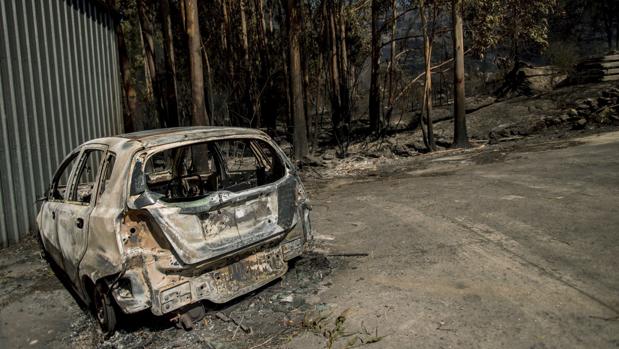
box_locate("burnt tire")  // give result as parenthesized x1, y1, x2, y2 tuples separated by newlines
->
(93, 284, 117, 334)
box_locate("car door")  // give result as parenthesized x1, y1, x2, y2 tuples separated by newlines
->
(40, 151, 81, 267)
(56, 145, 107, 284)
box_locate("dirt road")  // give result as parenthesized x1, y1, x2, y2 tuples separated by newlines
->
(1, 131, 618, 348)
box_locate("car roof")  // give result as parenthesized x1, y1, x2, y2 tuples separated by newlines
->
(83, 126, 269, 151)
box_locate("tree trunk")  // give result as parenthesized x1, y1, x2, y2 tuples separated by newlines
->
(159, 0, 179, 127)
(256, 0, 269, 47)
(451, 0, 467, 147)
(108, 0, 139, 132)
(221, 0, 235, 81)
(420, 0, 435, 151)
(616, 13, 619, 49)
(179, 0, 186, 28)
(185, 0, 209, 125)
(287, 0, 309, 160)
(137, 0, 165, 127)
(326, 1, 341, 132)
(240, 0, 250, 68)
(386, 0, 396, 127)
(369, 0, 381, 133)
(337, 3, 351, 135)
(202, 44, 215, 124)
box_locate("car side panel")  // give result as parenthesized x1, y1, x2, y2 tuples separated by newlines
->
(78, 205, 124, 285)
(77, 150, 131, 291)
(38, 201, 65, 267)
(57, 202, 93, 285)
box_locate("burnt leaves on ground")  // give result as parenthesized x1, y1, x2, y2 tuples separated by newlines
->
(302, 309, 385, 349)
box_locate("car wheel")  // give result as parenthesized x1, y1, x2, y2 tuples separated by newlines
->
(93, 284, 117, 334)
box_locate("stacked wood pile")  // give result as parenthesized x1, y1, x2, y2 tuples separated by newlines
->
(570, 53, 619, 83)
(496, 62, 566, 97)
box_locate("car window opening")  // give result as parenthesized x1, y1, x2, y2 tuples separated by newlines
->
(144, 139, 286, 202)
(73, 150, 105, 204)
(51, 153, 79, 201)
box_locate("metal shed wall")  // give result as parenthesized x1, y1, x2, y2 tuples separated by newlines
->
(0, 0, 122, 247)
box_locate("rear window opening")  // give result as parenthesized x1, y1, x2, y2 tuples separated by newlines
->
(144, 138, 286, 202)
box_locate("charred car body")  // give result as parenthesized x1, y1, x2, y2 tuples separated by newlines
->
(36, 127, 312, 332)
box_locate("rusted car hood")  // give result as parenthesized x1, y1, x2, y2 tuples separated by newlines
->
(144, 177, 298, 265)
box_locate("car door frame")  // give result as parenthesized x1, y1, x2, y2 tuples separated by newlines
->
(56, 144, 108, 285)
(40, 149, 82, 268)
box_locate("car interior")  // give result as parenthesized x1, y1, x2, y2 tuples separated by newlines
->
(144, 139, 286, 202)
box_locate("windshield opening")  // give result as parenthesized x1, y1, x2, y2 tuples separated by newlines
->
(144, 138, 286, 202)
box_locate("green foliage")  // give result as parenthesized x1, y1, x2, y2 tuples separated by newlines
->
(466, 0, 559, 57)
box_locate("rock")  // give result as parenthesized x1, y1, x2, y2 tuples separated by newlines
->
(560, 114, 570, 122)
(567, 108, 579, 117)
(490, 124, 512, 138)
(597, 97, 612, 106)
(574, 118, 587, 129)
(392, 144, 412, 157)
(302, 155, 325, 167)
(585, 98, 598, 109)
(280, 294, 294, 303)
(593, 107, 614, 124)
(322, 152, 335, 160)
(365, 148, 393, 159)
(575, 100, 590, 110)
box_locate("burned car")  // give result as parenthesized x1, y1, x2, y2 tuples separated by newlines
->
(36, 127, 312, 332)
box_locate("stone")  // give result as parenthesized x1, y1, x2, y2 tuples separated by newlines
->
(392, 144, 412, 157)
(567, 108, 579, 117)
(322, 152, 335, 161)
(574, 118, 587, 129)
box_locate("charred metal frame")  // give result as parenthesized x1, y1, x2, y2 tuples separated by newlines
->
(37, 127, 312, 317)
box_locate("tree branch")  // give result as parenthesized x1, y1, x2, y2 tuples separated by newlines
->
(378, 7, 418, 32)
(393, 49, 471, 103)
(380, 28, 450, 49)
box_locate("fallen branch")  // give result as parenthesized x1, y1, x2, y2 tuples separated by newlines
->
(326, 253, 369, 257)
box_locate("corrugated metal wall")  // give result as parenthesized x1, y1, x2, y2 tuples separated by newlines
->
(0, 0, 122, 247)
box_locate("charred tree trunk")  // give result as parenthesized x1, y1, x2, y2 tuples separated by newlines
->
(159, 0, 179, 127)
(302, 26, 312, 150)
(326, 1, 342, 133)
(221, 0, 235, 82)
(185, 0, 210, 125)
(108, 0, 139, 132)
(137, 0, 165, 127)
(337, 3, 351, 138)
(385, 0, 396, 127)
(240, 0, 251, 68)
(420, 0, 435, 151)
(287, 0, 309, 160)
(451, 0, 467, 147)
(369, 0, 381, 133)
(254, 0, 271, 129)
(320, 0, 342, 141)
(202, 44, 215, 124)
